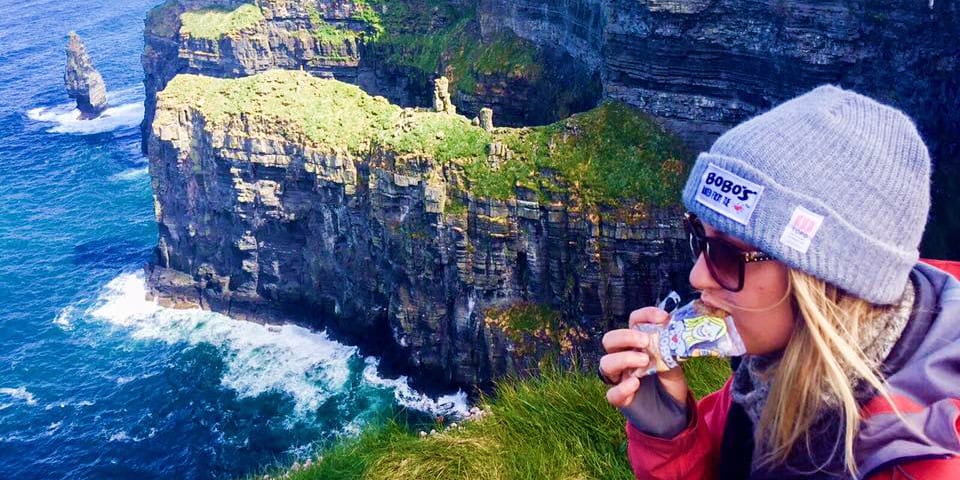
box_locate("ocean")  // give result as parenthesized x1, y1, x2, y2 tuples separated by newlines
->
(0, 1, 467, 478)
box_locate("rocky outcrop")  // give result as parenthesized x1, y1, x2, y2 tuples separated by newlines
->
(432, 77, 456, 114)
(145, 71, 690, 390)
(64, 31, 107, 119)
(478, 0, 959, 257)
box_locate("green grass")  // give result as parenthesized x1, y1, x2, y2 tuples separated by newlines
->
(306, 5, 360, 46)
(179, 3, 264, 40)
(683, 357, 733, 399)
(352, 1, 384, 39)
(363, 0, 542, 94)
(157, 70, 686, 207)
(378, 111, 492, 163)
(473, 102, 690, 205)
(259, 363, 730, 480)
(157, 70, 397, 155)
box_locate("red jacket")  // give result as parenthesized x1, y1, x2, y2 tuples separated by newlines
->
(626, 379, 960, 479)
(626, 261, 960, 479)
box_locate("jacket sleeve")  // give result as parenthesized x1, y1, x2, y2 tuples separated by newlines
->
(866, 456, 960, 479)
(861, 395, 960, 479)
(625, 377, 733, 480)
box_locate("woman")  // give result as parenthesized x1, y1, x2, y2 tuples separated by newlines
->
(599, 85, 960, 479)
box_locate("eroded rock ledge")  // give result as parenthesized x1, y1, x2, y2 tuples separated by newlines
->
(146, 70, 690, 390)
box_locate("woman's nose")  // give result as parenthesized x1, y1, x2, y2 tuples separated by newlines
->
(689, 253, 719, 291)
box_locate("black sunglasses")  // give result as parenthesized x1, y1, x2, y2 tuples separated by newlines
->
(683, 212, 773, 292)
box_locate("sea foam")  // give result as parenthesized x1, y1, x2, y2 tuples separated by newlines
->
(84, 271, 470, 420)
(27, 102, 144, 135)
(108, 166, 149, 182)
(0, 386, 38, 409)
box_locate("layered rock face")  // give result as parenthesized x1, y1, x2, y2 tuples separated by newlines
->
(146, 71, 690, 389)
(65, 31, 107, 119)
(479, 0, 959, 256)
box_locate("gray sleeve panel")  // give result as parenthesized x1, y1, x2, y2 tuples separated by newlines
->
(619, 375, 689, 438)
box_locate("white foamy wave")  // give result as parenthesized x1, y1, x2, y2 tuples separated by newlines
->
(27, 101, 144, 135)
(86, 271, 471, 422)
(87, 272, 357, 416)
(361, 357, 470, 419)
(0, 386, 38, 409)
(108, 166, 149, 182)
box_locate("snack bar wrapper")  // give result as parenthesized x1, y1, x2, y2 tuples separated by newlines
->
(631, 299, 746, 377)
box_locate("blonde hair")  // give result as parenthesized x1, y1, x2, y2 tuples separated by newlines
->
(756, 269, 903, 477)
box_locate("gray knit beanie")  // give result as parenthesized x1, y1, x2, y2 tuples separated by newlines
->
(681, 85, 931, 305)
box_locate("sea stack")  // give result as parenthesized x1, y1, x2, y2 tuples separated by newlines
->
(64, 31, 107, 119)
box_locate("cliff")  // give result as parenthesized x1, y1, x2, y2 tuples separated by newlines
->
(142, 0, 960, 390)
(145, 70, 690, 388)
(144, 0, 959, 259)
(65, 31, 107, 119)
(140, 0, 602, 156)
(478, 0, 959, 256)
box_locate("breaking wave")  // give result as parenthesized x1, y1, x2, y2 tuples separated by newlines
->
(83, 271, 469, 419)
(362, 357, 469, 418)
(27, 102, 144, 135)
(26, 86, 145, 135)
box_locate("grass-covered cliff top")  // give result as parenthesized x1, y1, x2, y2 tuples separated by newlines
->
(168, 0, 541, 94)
(179, 3, 265, 40)
(158, 69, 688, 206)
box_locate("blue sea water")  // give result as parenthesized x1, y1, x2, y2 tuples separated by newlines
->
(0, 1, 467, 478)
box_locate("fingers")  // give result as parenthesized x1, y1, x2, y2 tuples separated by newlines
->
(599, 350, 650, 384)
(601, 329, 649, 354)
(606, 376, 641, 408)
(628, 306, 669, 328)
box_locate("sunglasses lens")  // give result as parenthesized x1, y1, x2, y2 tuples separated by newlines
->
(705, 239, 743, 291)
(683, 212, 746, 291)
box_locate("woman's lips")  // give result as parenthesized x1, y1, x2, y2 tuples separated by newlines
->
(698, 293, 730, 314)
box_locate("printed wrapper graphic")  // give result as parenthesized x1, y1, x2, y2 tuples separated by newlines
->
(631, 300, 746, 377)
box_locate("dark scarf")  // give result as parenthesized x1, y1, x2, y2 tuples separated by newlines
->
(726, 279, 915, 478)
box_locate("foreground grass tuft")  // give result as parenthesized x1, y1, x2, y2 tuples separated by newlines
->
(260, 361, 730, 480)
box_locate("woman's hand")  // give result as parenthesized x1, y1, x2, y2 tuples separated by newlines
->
(601, 306, 689, 407)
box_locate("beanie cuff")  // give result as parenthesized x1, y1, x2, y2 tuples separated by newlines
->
(682, 152, 919, 305)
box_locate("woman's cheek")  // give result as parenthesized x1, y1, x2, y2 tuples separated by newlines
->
(734, 315, 795, 355)
(734, 317, 777, 355)
(733, 318, 761, 354)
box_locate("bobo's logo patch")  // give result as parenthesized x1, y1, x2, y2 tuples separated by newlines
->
(695, 163, 765, 225)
